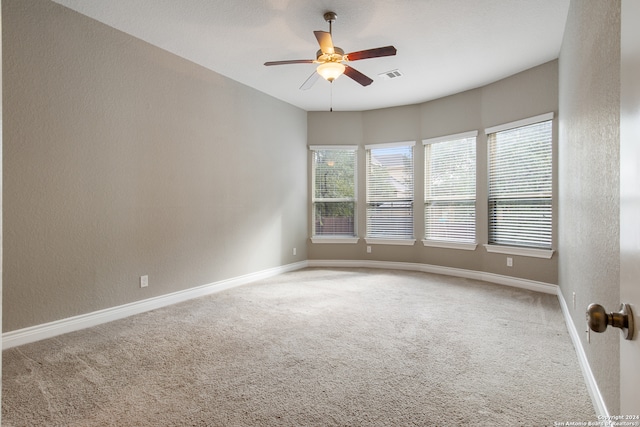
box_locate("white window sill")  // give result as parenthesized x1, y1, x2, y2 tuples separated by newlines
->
(483, 244, 554, 259)
(422, 240, 478, 251)
(311, 237, 360, 244)
(365, 238, 416, 246)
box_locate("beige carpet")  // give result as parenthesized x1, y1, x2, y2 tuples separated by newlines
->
(3, 268, 595, 426)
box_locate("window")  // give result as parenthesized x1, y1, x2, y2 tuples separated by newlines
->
(423, 131, 477, 245)
(365, 142, 415, 241)
(310, 146, 357, 239)
(486, 113, 553, 249)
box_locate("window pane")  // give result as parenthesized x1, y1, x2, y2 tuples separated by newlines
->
(488, 120, 552, 248)
(367, 145, 413, 202)
(314, 150, 355, 199)
(424, 136, 476, 243)
(425, 200, 475, 243)
(366, 202, 413, 239)
(366, 144, 414, 239)
(489, 199, 552, 247)
(314, 202, 355, 236)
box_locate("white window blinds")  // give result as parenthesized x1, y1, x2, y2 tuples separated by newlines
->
(311, 147, 357, 236)
(366, 142, 414, 239)
(487, 116, 553, 249)
(424, 132, 477, 243)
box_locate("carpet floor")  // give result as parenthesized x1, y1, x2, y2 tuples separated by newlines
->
(2, 268, 595, 426)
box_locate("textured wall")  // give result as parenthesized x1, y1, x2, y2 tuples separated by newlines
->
(3, 0, 308, 331)
(558, 0, 621, 414)
(308, 61, 559, 284)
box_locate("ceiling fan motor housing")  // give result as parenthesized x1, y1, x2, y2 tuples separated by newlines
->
(316, 47, 344, 63)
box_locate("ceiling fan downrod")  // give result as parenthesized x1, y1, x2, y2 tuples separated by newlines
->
(324, 11, 337, 35)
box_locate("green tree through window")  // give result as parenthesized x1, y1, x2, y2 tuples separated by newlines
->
(312, 148, 357, 236)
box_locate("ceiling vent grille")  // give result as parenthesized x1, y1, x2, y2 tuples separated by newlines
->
(378, 69, 403, 80)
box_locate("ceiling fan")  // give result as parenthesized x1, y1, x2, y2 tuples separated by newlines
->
(264, 11, 397, 90)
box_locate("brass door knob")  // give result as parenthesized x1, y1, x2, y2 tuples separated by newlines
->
(586, 303, 635, 340)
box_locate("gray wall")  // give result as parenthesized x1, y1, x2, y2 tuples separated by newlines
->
(558, 0, 621, 414)
(2, 0, 308, 332)
(1, 0, 624, 416)
(308, 61, 559, 284)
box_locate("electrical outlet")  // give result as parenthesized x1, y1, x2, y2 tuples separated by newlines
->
(140, 275, 148, 288)
(367, 246, 372, 253)
(507, 257, 513, 267)
(293, 247, 297, 256)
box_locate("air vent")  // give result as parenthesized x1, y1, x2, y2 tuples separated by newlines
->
(378, 69, 403, 80)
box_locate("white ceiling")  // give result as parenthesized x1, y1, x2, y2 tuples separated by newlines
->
(51, 0, 570, 112)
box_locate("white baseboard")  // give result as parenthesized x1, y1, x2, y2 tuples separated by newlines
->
(307, 259, 558, 294)
(2, 259, 555, 350)
(2, 261, 309, 350)
(310, 259, 605, 417)
(2, 258, 604, 418)
(556, 290, 609, 419)
(2, 255, 602, 419)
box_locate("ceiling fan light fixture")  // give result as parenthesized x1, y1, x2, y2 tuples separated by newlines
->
(317, 62, 345, 82)
(264, 10, 396, 91)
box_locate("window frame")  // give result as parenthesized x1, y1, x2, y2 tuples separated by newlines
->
(309, 145, 359, 244)
(484, 113, 555, 258)
(422, 131, 478, 251)
(364, 141, 416, 245)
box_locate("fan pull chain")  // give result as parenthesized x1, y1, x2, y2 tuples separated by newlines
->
(330, 82, 333, 112)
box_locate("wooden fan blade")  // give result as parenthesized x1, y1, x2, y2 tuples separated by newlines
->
(346, 46, 397, 61)
(264, 59, 315, 66)
(300, 71, 320, 90)
(344, 65, 373, 86)
(314, 30, 335, 54)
